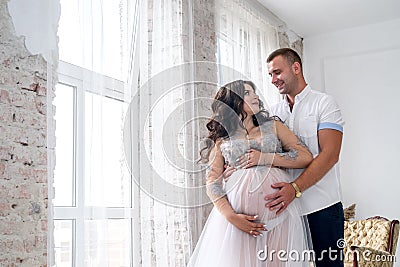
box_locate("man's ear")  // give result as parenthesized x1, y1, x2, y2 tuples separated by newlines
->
(292, 62, 301, 75)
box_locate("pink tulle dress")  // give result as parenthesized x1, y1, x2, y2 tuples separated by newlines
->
(188, 121, 313, 267)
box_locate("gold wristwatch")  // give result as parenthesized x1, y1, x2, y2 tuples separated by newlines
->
(291, 182, 302, 198)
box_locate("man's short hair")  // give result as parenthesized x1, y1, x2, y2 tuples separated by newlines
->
(266, 48, 302, 69)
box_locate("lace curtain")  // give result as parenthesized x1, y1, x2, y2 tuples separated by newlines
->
(125, 0, 196, 266)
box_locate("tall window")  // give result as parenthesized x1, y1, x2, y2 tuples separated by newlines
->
(53, 0, 134, 266)
(54, 62, 132, 266)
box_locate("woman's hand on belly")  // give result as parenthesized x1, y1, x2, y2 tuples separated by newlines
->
(235, 149, 273, 169)
(226, 213, 267, 237)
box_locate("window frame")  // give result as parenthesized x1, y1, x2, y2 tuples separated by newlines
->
(53, 60, 137, 267)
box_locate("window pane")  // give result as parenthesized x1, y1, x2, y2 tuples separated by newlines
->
(54, 220, 74, 267)
(54, 83, 75, 206)
(58, 0, 123, 80)
(84, 219, 132, 266)
(85, 92, 131, 207)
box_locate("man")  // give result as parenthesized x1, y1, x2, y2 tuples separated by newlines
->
(265, 48, 345, 266)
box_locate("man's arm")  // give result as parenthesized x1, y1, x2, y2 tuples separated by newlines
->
(265, 129, 343, 214)
(294, 129, 342, 192)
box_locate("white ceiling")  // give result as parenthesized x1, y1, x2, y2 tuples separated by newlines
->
(257, 0, 400, 38)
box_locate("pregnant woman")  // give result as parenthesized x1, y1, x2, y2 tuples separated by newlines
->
(188, 80, 313, 267)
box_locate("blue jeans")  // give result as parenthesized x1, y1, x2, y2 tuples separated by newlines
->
(307, 202, 344, 267)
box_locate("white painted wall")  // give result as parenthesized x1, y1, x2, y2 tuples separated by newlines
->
(7, 0, 60, 64)
(304, 18, 400, 263)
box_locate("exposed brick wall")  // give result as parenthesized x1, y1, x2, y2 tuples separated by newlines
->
(0, 1, 49, 266)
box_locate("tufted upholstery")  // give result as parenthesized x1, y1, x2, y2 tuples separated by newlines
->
(343, 217, 399, 267)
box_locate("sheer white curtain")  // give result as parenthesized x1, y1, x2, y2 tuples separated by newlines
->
(215, 0, 281, 108)
(124, 0, 195, 266)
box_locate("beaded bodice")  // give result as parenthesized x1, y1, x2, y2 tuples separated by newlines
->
(220, 120, 283, 166)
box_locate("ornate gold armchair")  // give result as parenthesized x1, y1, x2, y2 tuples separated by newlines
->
(344, 216, 399, 267)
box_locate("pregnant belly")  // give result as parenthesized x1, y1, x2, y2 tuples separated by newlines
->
(225, 167, 289, 218)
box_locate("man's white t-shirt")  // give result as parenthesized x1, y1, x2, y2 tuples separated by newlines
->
(270, 85, 345, 215)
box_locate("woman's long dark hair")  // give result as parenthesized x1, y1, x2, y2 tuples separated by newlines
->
(199, 80, 272, 163)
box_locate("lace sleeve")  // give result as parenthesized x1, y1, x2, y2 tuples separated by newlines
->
(204, 140, 236, 218)
(205, 140, 226, 200)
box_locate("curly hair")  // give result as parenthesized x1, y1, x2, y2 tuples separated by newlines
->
(199, 80, 273, 163)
